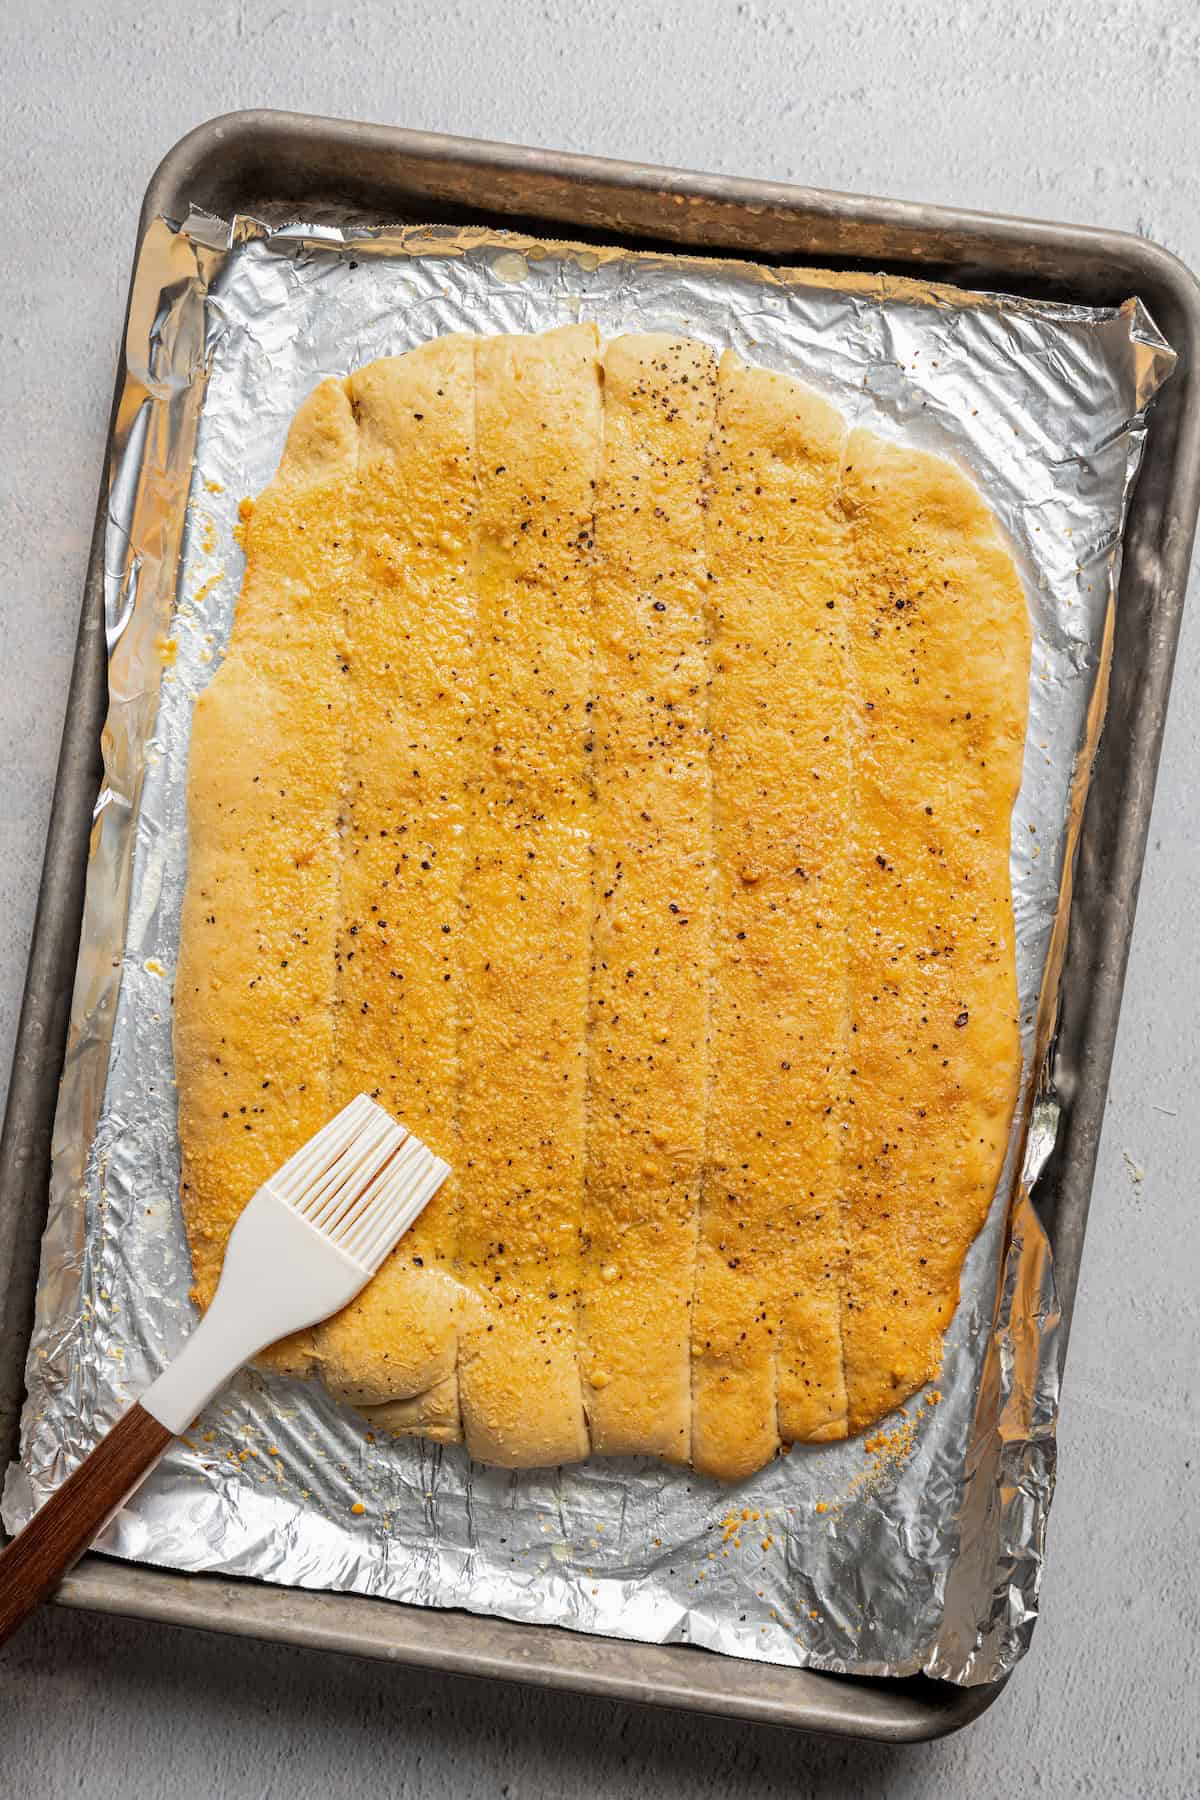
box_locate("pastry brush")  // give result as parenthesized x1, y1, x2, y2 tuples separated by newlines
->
(0, 1093, 448, 1647)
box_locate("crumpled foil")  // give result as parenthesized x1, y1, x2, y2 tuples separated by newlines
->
(2, 211, 1175, 1686)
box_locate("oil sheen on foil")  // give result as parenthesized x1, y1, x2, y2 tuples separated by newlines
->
(2, 212, 1175, 1685)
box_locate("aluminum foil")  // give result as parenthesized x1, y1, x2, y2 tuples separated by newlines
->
(2, 211, 1175, 1686)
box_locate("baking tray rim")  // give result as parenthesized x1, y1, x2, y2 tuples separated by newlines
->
(2, 106, 1198, 1746)
(147, 108, 1200, 299)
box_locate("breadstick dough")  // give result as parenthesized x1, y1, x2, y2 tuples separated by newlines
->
(175, 330, 1030, 1477)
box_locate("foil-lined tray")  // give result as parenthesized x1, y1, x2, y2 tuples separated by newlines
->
(2, 210, 1174, 1685)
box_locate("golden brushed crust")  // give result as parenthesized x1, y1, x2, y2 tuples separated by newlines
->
(176, 378, 359, 1374)
(311, 338, 479, 1433)
(839, 429, 1030, 1431)
(579, 333, 717, 1462)
(175, 330, 1030, 1478)
(691, 354, 853, 1478)
(453, 325, 601, 1468)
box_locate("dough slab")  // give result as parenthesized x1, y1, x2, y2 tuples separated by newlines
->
(175, 327, 1030, 1478)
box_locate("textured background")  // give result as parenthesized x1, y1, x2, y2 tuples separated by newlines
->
(1, 2, 1197, 1794)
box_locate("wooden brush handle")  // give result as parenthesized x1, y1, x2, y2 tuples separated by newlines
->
(0, 1403, 173, 1647)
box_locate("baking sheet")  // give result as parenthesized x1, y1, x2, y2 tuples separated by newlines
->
(2, 211, 1174, 1685)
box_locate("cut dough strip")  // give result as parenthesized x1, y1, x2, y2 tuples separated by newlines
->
(580, 334, 717, 1462)
(176, 379, 359, 1374)
(454, 325, 602, 1468)
(692, 353, 853, 1479)
(840, 429, 1030, 1431)
(312, 339, 480, 1431)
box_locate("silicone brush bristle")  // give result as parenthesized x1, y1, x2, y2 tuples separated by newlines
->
(270, 1094, 449, 1273)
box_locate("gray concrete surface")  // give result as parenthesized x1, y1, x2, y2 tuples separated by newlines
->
(1, 2, 1198, 1793)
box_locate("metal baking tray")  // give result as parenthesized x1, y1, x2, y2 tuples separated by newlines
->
(2, 109, 1198, 1744)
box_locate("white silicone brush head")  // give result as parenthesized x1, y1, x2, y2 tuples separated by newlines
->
(268, 1093, 451, 1273)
